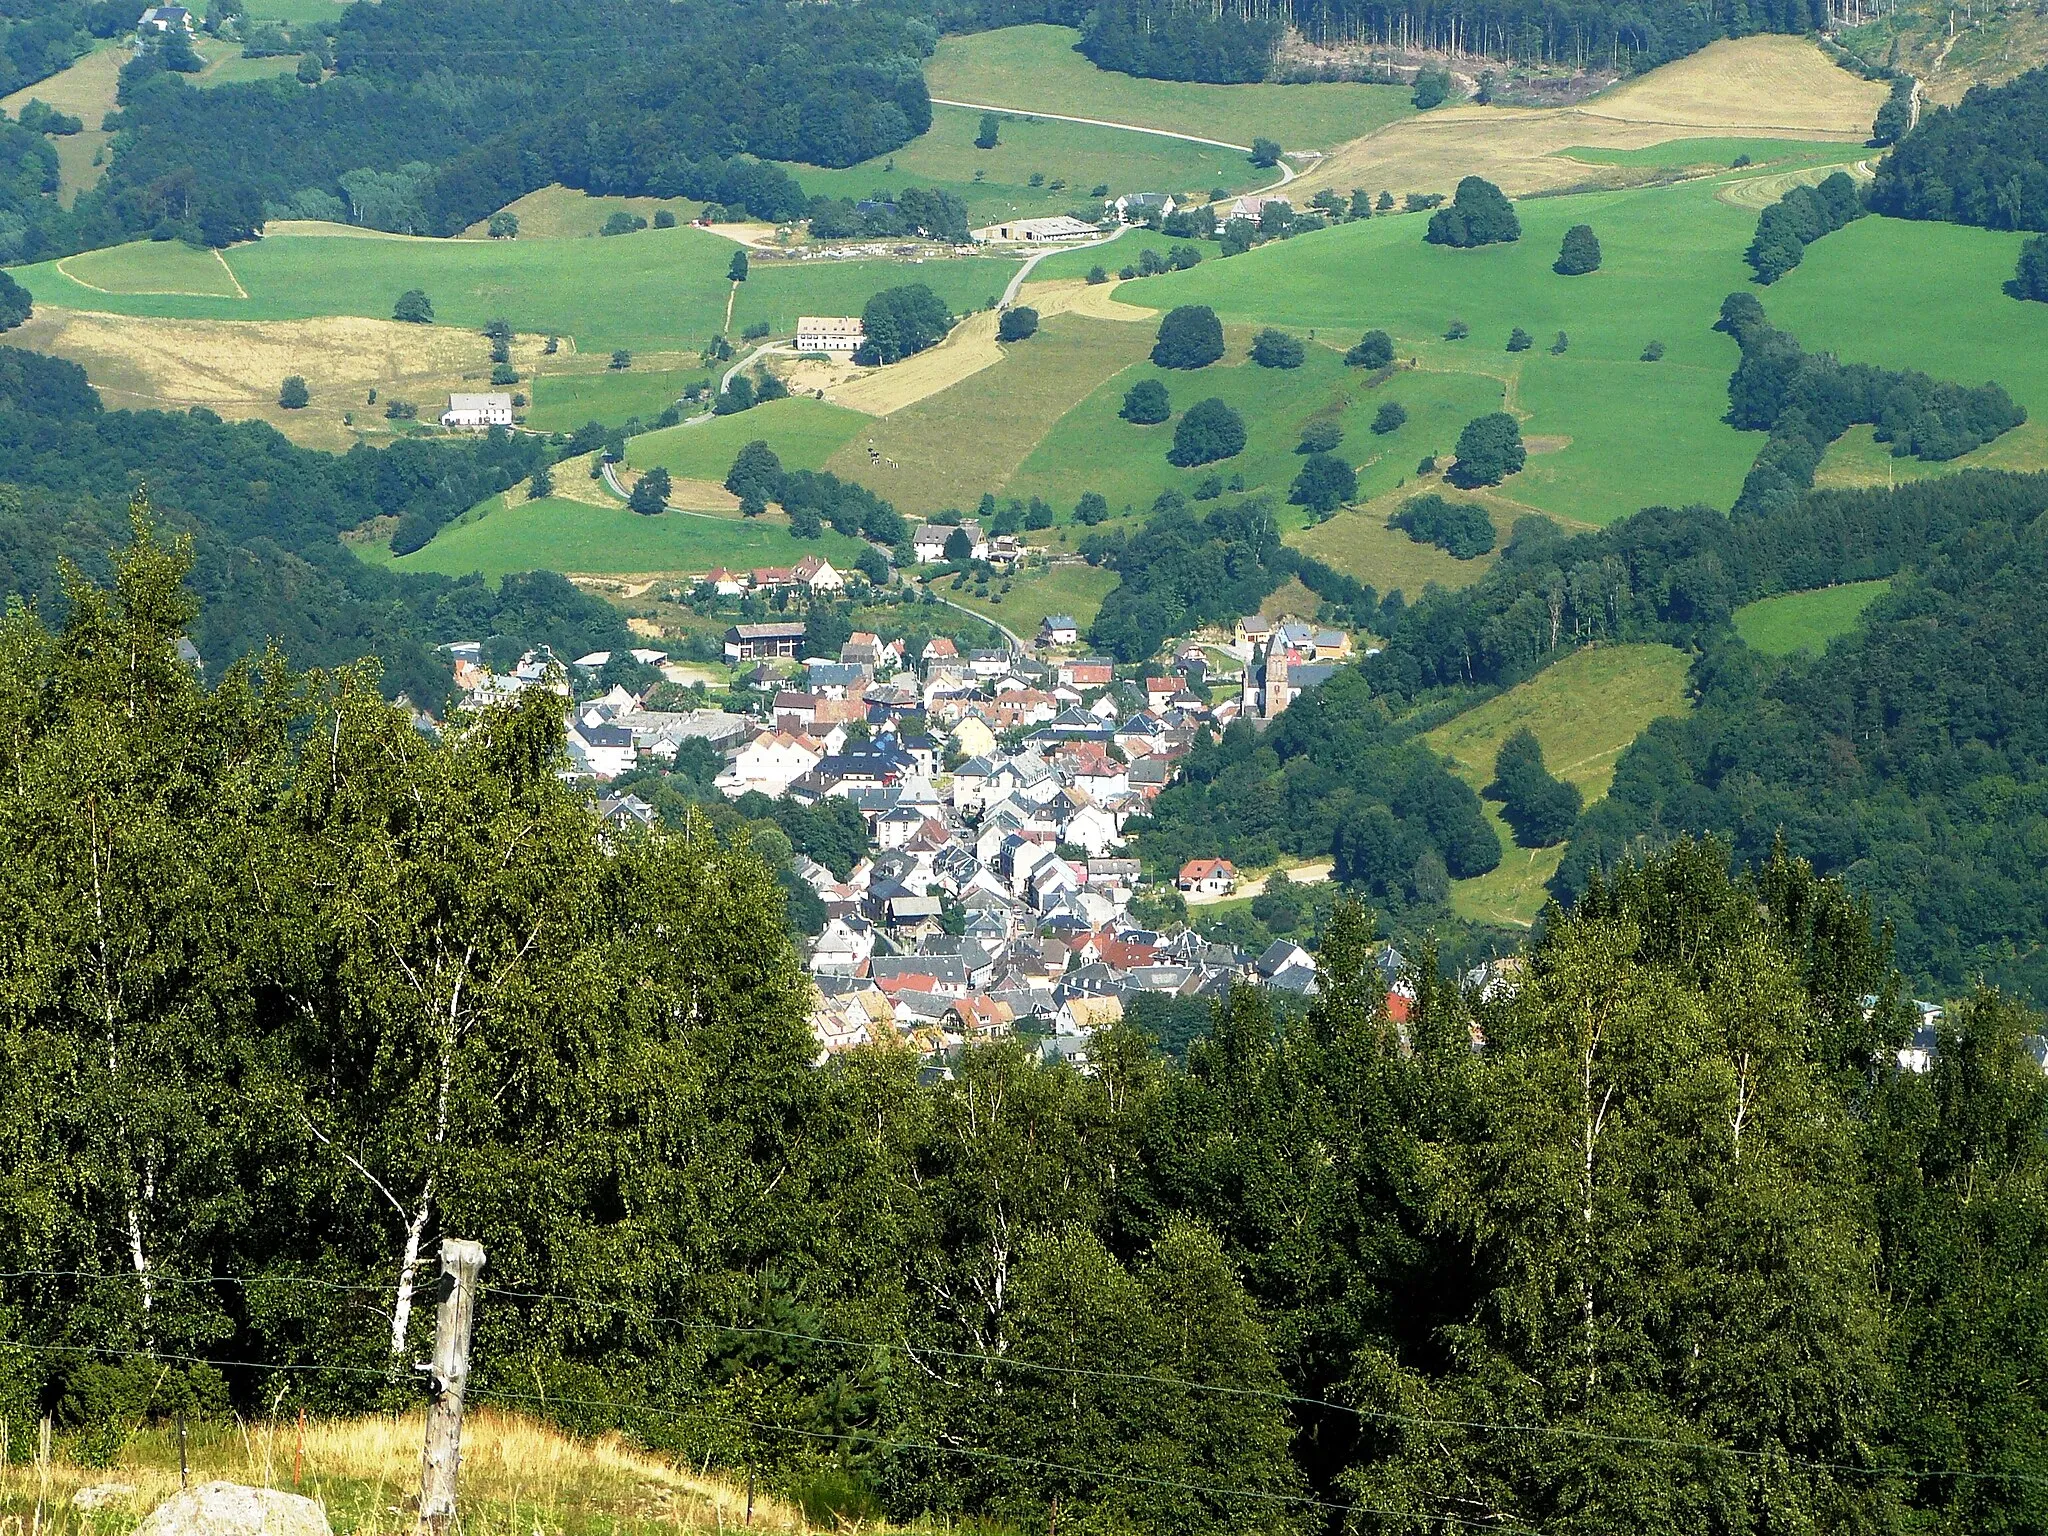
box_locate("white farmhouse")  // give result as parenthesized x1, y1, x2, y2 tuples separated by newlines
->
(796, 317, 866, 354)
(441, 392, 514, 429)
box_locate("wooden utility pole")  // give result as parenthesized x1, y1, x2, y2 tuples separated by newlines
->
(416, 1238, 486, 1536)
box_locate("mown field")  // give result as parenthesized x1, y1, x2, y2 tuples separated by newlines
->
(625, 399, 868, 483)
(1555, 136, 1857, 169)
(1291, 485, 1514, 599)
(924, 25, 1413, 150)
(1421, 643, 1693, 926)
(943, 560, 1124, 635)
(1732, 579, 1891, 655)
(525, 365, 713, 434)
(13, 230, 1023, 354)
(795, 103, 1265, 227)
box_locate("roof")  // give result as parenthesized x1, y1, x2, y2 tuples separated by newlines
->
(447, 392, 512, 411)
(728, 621, 808, 640)
(796, 316, 865, 335)
(1179, 857, 1236, 881)
(1040, 614, 1078, 630)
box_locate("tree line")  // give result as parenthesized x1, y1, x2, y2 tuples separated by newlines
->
(1867, 64, 2048, 233)
(6, 545, 2044, 1535)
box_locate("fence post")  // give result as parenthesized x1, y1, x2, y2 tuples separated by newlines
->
(415, 1238, 486, 1536)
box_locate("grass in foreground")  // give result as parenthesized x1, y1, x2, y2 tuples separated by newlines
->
(924, 24, 1412, 151)
(0, 1410, 803, 1536)
(1421, 643, 1692, 926)
(1732, 579, 1891, 655)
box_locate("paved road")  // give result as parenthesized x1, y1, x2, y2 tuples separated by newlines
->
(932, 96, 1301, 192)
(921, 583, 1027, 651)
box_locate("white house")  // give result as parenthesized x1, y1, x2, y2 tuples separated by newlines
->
(811, 916, 877, 973)
(566, 719, 636, 780)
(971, 215, 1100, 244)
(715, 729, 823, 799)
(1038, 614, 1079, 647)
(796, 316, 866, 354)
(912, 520, 987, 564)
(1177, 857, 1238, 896)
(1113, 192, 1176, 223)
(441, 392, 514, 429)
(792, 554, 845, 593)
(136, 5, 194, 47)
(1226, 194, 1291, 224)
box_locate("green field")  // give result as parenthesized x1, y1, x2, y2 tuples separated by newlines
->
(1421, 643, 1693, 925)
(1764, 215, 2048, 476)
(1732, 579, 1891, 655)
(1091, 178, 1769, 525)
(796, 103, 1264, 227)
(12, 231, 1022, 354)
(998, 332, 1503, 520)
(525, 368, 712, 433)
(195, 49, 301, 86)
(57, 240, 243, 296)
(1555, 137, 1856, 169)
(625, 399, 868, 483)
(370, 493, 869, 581)
(241, 0, 356, 19)
(926, 25, 1413, 151)
(1292, 490, 1511, 598)
(945, 560, 1123, 634)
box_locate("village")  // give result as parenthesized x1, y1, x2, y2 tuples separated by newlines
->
(433, 544, 1406, 1073)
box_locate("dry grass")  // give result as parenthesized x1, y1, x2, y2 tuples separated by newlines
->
(1714, 156, 1871, 209)
(1021, 278, 1156, 323)
(0, 1410, 810, 1536)
(824, 310, 1004, 417)
(10, 308, 552, 450)
(1293, 36, 1882, 201)
(1, 44, 126, 206)
(459, 186, 700, 241)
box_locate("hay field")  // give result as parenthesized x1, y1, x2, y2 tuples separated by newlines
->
(459, 185, 700, 240)
(827, 310, 1156, 510)
(1292, 36, 1882, 201)
(1733, 579, 1891, 655)
(0, 43, 125, 205)
(827, 309, 1005, 416)
(524, 362, 708, 433)
(10, 307, 546, 449)
(1421, 642, 1692, 926)
(926, 24, 1413, 150)
(625, 398, 867, 482)
(0, 1408, 805, 1536)
(58, 240, 247, 296)
(1291, 484, 1510, 598)
(945, 559, 1124, 633)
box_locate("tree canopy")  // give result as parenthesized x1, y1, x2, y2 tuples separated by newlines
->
(1168, 397, 1247, 467)
(1425, 176, 1520, 248)
(1447, 412, 1526, 487)
(858, 284, 952, 365)
(1554, 222, 1601, 275)
(1152, 305, 1225, 369)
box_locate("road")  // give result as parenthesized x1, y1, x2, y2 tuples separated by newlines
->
(931, 95, 1301, 189)
(922, 584, 1027, 651)
(1186, 860, 1334, 907)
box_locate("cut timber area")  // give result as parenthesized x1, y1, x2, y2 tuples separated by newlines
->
(1294, 37, 1887, 200)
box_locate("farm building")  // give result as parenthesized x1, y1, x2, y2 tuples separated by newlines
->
(1113, 193, 1176, 224)
(971, 215, 1100, 244)
(796, 317, 865, 354)
(441, 392, 514, 429)
(724, 621, 807, 662)
(136, 5, 193, 46)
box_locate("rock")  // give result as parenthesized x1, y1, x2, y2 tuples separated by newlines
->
(133, 1483, 331, 1536)
(72, 1482, 136, 1511)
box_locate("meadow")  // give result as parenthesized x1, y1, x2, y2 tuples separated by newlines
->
(625, 398, 868, 483)
(945, 560, 1125, 634)
(1732, 579, 1891, 655)
(13, 230, 1023, 354)
(795, 103, 1265, 227)
(1555, 136, 1861, 169)
(373, 487, 867, 581)
(1420, 643, 1692, 925)
(924, 25, 1413, 151)
(1764, 215, 2048, 478)
(525, 365, 712, 434)
(1060, 178, 1768, 526)
(1291, 485, 1514, 598)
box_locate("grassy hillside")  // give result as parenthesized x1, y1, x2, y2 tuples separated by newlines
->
(1764, 215, 2048, 480)
(1733, 579, 1891, 655)
(945, 560, 1124, 634)
(526, 366, 714, 433)
(13, 231, 1022, 354)
(625, 399, 868, 483)
(925, 25, 1412, 150)
(1422, 643, 1693, 926)
(796, 103, 1265, 226)
(1291, 485, 1514, 598)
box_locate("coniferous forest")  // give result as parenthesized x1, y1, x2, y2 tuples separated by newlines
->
(4, 523, 2047, 1536)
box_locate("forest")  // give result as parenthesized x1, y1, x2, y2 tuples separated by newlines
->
(0, 347, 626, 702)
(6, 535, 2045, 1536)
(1866, 65, 2048, 232)
(96, 0, 933, 245)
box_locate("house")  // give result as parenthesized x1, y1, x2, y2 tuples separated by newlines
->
(1227, 193, 1291, 224)
(1056, 658, 1113, 690)
(135, 4, 193, 47)
(566, 719, 636, 779)
(810, 915, 877, 973)
(949, 714, 999, 762)
(440, 392, 514, 429)
(971, 215, 1101, 244)
(715, 729, 823, 798)
(912, 521, 987, 564)
(1113, 192, 1176, 224)
(1056, 994, 1124, 1035)
(702, 567, 748, 597)
(750, 566, 796, 589)
(595, 792, 658, 831)
(796, 316, 866, 354)
(793, 554, 845, 592)
(723, 621, 806, 662)
(1038, 614, 1079, 647)
(1177, 857, 1237, 896)
(1234, 615, 1273, 655)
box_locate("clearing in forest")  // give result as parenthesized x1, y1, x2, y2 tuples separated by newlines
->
(1, 44, 126, 206)
(1732, 580, 1892, 655)
(1421, 642, 1693, 926)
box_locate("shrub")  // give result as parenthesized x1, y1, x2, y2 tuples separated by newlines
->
(1554, 223, 1601, 275)
(1152, 305, 1225, 369)
(976, 112, 999, 149)
(1168, 398, 1246, 466)
(1074, 491, 1110, 524)
(1372, 401, 1408, 435)
(392, 289, 433, 324)
(1120, 379, 1171, 424)
(1298, 420, 1344, 453)
(653, 209, 677, 228)
(1289, 452, 1357, 514)
(1507, 327, 1532, 352)
(277, 375, 308, 409)
(1086, 265, 1108, 284)
(487, 211, 518, 239)
(1412, 68, 1452, 109)
(1445, 318, 1470, 340)
(1345, 329, 1394, 369)
(610, 349, 632, 370)
(1250, 136, 1282, 167)
(1390, 493, 1496, 558)
(1641, 340, 1666, 361)
(1425, 177, 1519, 247)
(1250, 328, 1305, 368)
(1550, 331, 1568, 354)
(601, 210, 647, 236)
(728, 249, 749, 283)
(1448, 413, 1525, 487)
(997, 306, 1039, 342)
